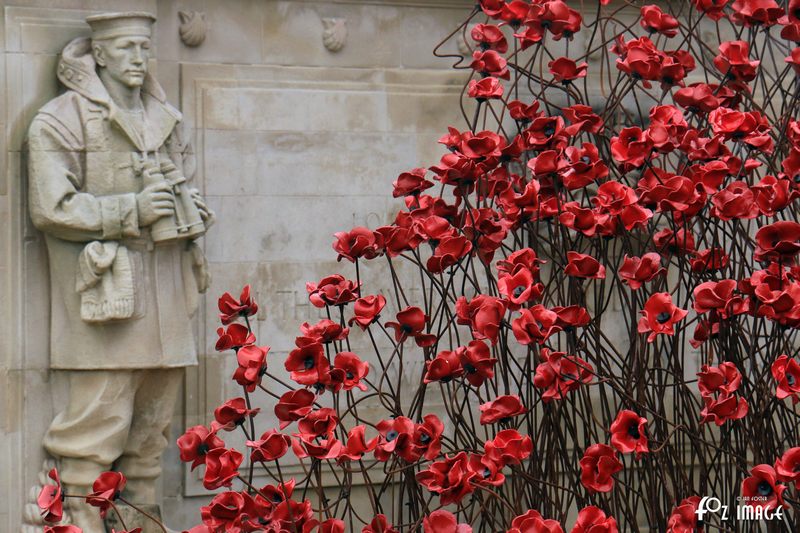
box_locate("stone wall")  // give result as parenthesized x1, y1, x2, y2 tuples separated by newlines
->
(0, 0, 473, 530)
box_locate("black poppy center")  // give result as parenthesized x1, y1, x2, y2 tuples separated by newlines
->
(419, 433, 431, 444)
(543, 126, 555, 137)
(197, 443, 210, 455)
(401, 324, 414, 334)
(787, 373, 796, 386)
(304, 357, 315, 370)
(464, 363, 477, 374)
(627, 424, 641, 439)
(386, 430, 399, 442)
(757, 481, 773, 496)
(656, 311, 671, 324)
(346, 371, 355, 380)
(513, 286, 526, 298)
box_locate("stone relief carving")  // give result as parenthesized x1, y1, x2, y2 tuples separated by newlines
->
(322, 17, 347, 52)
(26, 11, 213, 533)
(179, 10, 208, 47)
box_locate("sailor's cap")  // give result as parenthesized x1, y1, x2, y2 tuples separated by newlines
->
(86, 12, 155, 40)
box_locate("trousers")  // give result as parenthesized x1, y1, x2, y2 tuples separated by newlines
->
(43, 368, 183, 487)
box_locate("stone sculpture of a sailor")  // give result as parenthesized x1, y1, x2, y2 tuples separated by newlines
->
(27, 12, 213, 531)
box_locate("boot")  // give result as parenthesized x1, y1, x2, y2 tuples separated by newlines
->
(63, 484, 106, 533)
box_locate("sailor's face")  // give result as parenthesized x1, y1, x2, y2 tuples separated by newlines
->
(95, 36, 151, 88)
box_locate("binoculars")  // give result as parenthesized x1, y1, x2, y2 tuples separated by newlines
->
(139, 157, 209, 243)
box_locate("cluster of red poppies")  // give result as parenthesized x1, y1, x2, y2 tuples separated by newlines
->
(38, 469, 134, 533)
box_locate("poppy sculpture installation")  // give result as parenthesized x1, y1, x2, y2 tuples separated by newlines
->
(38, 0, 800, 531)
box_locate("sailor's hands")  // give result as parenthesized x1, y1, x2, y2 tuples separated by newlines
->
(136, 182, 174, 226)
(190, 187, 215, 225)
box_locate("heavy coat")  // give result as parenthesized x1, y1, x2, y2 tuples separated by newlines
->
(27, 37, 208, 369)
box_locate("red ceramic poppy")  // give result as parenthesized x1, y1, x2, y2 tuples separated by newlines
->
(692, 279, 749, 318)
(533, 348, 594, 402)
(416, 452, 477, 505)
(571, 506, 618, 533)
(618, 253, 665, 290)
(563, 107, 604, 135)
(653, 227, 696, 255)
(202, 448, 243, 490)
(86, 471, 126, 518)
(690, 248, 729, 273)
(349, 294, 387, 330)
(497, 267, 544, 309)
(363, 514, 399, 533)
(512, 305, 562, 345)
(609, 410, 649, 455)
(471, 23, 508, 53)
(178, 425, 225, 470)
(468, 453, 505, 487)
(422, 510, 473, 533)
(771, 355, 800, 403)
(697, 362, 742, 397)
(467, 77, 504, 100)
(674, 82, 724, 113)
(307, 274, 360, 307)
(275, 389, 316, 430)
(471, 49, 509, 79)
(374, 416, 416, 462)
(564, 252, 606, 279)
(637, 292, 688, 342)
(200, 491, 260, 533)
(424, 349, 464, 384)
(507, 510, 563, 533)
(455, 295, 506, 344)
(741, 465, 786, 510)
(393, 167, 433, 199)
(218, 285, 258, 325)
(333, 227, 383, 263)
(548, 57, 588, 83)
(338, 425, 378, 462)
(233, 344, 269, 392)
(479, 395, 527, 425)
(775, 447, 800, 488)
(214, 397, 260, 430)
(385, 306, 437, 347)
(640, 5, 679, 37)
(579, 444, 623, 493)
(731, 0, 784, 26)
(754, 221, 800, 262)
(333, 351, 369, 391)
(714, 41, 760, 82)
(700, 393, 748, 425)
(610, 127, 653, 168)
(246, 430, 291, 462)
(458, 340, 498, 387)
(666, 496, 701, 533)
(483, 429, 533, 466)
(215, 323, 255, 352)
(37, 468, 63, 523)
